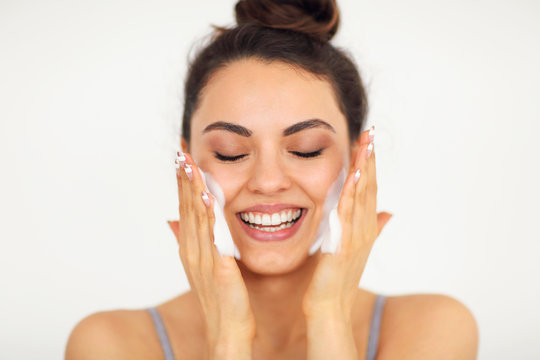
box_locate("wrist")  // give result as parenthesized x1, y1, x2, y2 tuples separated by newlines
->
(304, 302, 352, 323)
(208, 338, 252, 360)
(306, 313, 353, 334)
(206, 326, 254, 360)
(306, 315, 357, 360)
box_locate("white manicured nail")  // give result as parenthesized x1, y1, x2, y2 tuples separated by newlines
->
(201, 191, 210, 207)
(366, 142, 373, 159)
(183, 164, 193, 180)
(368, 125, 375, 143)
(175, 151, 186, 168)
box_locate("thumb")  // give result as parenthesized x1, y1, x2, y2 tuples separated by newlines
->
(376, 212, 393, 237)
(167, 220, 180, 241)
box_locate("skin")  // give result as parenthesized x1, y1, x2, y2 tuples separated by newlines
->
(65, 58, 479, 360)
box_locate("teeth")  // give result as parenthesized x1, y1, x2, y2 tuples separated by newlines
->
(239, 208, 302, 227)
(262, 214, 271, 226)
(246, 221, 296, 232)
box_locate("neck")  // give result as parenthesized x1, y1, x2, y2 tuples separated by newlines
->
(237, 251, 322, 351)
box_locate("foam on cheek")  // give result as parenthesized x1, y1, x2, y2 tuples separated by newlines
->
(197, 166, 347, 260)
(308, 167, 347, 255)
(199, 169, 242, 259)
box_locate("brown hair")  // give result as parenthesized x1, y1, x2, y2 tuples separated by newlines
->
(182, 0, 368, 144)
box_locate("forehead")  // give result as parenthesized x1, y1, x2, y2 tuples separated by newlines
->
(190, 58, 347, 137)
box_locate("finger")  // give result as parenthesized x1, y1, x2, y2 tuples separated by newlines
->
(349, 128, 371, 169)
(339, 142, 366, 254)
(175, 152, 185, 217)
(203, 191, 225, 264)
(183, 153, 215, 272)
(175, 154, 188, 263)
(360, 125, 374, 146)
(343, 128, 371, 211)
(364, 143, 378, 227)
(336, 163, 357, 256)
(178, 153, 200, 272)
(350, 143, 371, 251)
(197, 167, 220, 262)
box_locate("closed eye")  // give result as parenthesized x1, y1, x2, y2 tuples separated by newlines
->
(214, 152, 247, 162)
(214, 149, 324, 162)
(290, 149, 323, 158)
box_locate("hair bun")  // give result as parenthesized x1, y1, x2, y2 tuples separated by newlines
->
(235, 0, 339, 42)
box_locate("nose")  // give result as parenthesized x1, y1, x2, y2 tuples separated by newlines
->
(246, 151, 292, 195)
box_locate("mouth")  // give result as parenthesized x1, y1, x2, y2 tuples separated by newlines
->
(236, 207, 307, 242)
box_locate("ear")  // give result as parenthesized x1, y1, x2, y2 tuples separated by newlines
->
(376, 212, 393, 237)
(167, 220, 180, 242)
(181, 137, 189, 153)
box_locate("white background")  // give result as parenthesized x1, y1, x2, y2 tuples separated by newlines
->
(1, 0, 539, 358)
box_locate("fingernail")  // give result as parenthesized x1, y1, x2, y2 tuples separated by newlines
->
(175, 151, 186, 168)
(354, 169, 361, 184)
(201, 191, 210, 207)
(183, 164, 193, 180)
(366, 142, 374, 159)
(368, 125, 375, 143)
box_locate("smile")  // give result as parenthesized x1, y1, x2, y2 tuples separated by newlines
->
(239, 209, 302, 231)
(236, 207, 307, 241)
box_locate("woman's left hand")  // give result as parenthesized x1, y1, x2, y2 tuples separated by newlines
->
(303, 127, 393, 358)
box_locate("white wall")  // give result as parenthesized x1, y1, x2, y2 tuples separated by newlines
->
(1, 0, 539, 358)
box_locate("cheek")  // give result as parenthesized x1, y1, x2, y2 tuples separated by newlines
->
(291, 158, 345, 205)
(201, 165, 247, 204)
(193, 151, 245, 200)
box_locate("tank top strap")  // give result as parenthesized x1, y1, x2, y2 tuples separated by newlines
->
(366, 294, 387, 360)
(147, 307, 175, 360)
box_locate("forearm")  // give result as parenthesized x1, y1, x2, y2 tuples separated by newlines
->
(306, 314, 358, 360)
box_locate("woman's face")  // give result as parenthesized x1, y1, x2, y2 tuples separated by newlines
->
(188, 58, 352, 275)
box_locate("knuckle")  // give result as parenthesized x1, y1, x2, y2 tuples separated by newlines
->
(195, 206, 206, 223)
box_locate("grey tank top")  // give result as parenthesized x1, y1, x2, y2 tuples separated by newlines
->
(147, 294, 386, 360)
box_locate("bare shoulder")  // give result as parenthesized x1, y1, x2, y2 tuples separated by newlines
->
(65, 292, 205, 360)
(379, 293, 479, 359)
(65, 307, 162, 360)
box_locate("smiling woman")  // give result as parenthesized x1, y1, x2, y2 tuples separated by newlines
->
(65, 0, 478, 359)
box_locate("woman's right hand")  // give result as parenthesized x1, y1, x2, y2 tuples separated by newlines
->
(167, 152, 255, 359)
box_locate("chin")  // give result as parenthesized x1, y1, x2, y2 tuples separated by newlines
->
(236, 246, 312, 276)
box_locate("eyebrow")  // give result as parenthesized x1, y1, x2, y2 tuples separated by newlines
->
(282, 119, 335, 136)
(202, 121, 252, 137)
(202, 119, 335, 137)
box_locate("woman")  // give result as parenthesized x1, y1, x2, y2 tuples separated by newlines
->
(66, 0, 478, 359)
